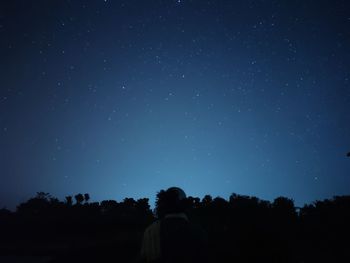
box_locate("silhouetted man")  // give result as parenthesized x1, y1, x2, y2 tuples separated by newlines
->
(140, 187, 207, 263)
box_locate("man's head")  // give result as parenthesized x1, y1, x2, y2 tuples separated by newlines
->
(155, 187, 187, 218)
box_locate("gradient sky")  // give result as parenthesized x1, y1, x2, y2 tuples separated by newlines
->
(1, 0, 350, 209)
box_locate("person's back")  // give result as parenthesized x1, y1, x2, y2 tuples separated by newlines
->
(160, 214, 206, 263)
(140, 187, 207, 263)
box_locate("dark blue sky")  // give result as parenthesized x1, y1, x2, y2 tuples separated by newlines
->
(1, 0, 349, 209)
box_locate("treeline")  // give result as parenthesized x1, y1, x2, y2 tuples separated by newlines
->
(0, 192, 350, 262)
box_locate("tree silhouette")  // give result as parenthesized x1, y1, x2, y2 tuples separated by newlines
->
(272, 196, 297, 217)
(84, 193, 90, 203)
(100, 200, 118, 215)
(155, 190, 166, 217)
(75, 193, 84, 205)
(136, 198, 150, 211)
(65, 196, 73, 206)
(16, 192, 51, 215)
(6, 191, 350, 263)
(0, 208, 11, 217)
(36, 192, 51, 200)
(186, 196, 201, 209)
(201, 195, 213, 207)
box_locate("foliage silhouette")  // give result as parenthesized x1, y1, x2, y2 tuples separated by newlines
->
(74, 193, 84, 205)
(0, 191, 349, 262)
(84, 193, 90, 203)
(65, 195, 73, 206)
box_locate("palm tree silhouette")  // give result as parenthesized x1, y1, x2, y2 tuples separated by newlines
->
(84, 193, 90, 203)
(75, 193, 84, 205)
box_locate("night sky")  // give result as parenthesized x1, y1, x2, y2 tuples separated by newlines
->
(1, 0, 350, 209)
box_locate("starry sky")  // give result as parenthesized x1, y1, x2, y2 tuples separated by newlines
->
(1, 0, 350, 209)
